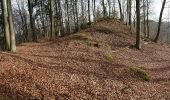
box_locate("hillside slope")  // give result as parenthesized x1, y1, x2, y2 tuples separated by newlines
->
(0, 19, 170, 100)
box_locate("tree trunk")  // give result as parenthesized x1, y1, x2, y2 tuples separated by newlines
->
(7, 0, 16, 52)
(108, 0, 111, 17)
(16, 0, 28, 42)
(113, 0, 116, 18)
(154, 0, 166, 42)
(146, 0, 150, 38)
(127, 0, 132, 28)
(143, 0, 147, 37)
(81, 0, 85, 27)
(65, 0, 71, 33)
(28, 0, 37, 42)
(93, 0, 96, 22)
(50, 0, 55, 40)
(88, 0, 91, 24)
(102, 0, 106, 18)
(136, 0, 141, 49)
(2, 0, 10, 50)
(117, 0, 123, 21)
(75, 0, 79, 31)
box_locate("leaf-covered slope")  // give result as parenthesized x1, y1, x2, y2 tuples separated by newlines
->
(0, 19, 169, 100)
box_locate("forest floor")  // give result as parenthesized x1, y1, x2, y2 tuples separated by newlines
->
(0, 19, 170, 100)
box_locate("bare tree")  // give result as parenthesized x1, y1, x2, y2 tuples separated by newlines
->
(117, 0, 124, 21)
(88, 0, 91, 24)
(154, 0, 166, 42)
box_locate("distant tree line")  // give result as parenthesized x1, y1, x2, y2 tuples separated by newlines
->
(0, 0, 167, 52)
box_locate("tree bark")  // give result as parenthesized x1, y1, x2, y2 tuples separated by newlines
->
(146, 0, 150, 38)
(2, 0, 10, 50)
(28, 0, 37, 42)
(50, 0, 55, 40)
(117, 0, 123, 21)
(81, 0, 85, 27)
(154, 0, 166, 42)
(102, 0, 106, 18)
(136, 0, 141, 49)
(7, 0, 16, 52)
(127, 0, 132, 28)
(143, 0, 147, 37)
(88, 0, 91, 24)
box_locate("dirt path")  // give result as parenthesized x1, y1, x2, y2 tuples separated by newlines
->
(0, 20, 169, 100)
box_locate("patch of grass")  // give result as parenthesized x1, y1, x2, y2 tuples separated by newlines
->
(81, 23, 91, 29)
(103, 44, 115, 63)
(105, 44, 112, 50)
(105, 52, 114, 63)
(73, 33, 91, 41)
(130, 67, 150, 81)
(96, 29, 112, 35)
(0, 96, 10, 100)
(124, 32, 132, 36)
(89, 74, 98, 80)
(86, 41, 100, 48)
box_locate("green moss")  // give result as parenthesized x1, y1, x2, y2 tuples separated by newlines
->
(105, 52, 114, 63)
(130, 67, 150, 81)
(0, 96, 10, 100)
(74, 34, 91, 41)
(103, 44, 115, 63)
(86, 41, 100, 48)
(95, 27, 113, 35)
(86, 41, 93, 46)
(125, 32, 132, 36)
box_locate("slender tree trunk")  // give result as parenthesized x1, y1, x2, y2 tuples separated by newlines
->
(16, 0, 28, 41)
(143, 0, 147, 37)
(113, 0, 116, 18)
(75, 0, 79, 31)
(72, 0, 76, 32)
(108, 0, 111, 17)
(154, 0, 166, 42)
(65, 0, 71, 33)
(57, 0, 64, 36)
(136, 0, 141, 49)
(50, 0, 55, 40)
(7, 0, 16, 52)
(93, 0, 96, 22)
(146, 0, 150, 38)
(117, 0, 123, 21)
(28, 0, 37, 42)
(54, 0, 60, 36)
(40, 0, 46, 37)
(102, 0, 106, 18)
(81, 0, 85, 27)
(2, 0, 10, 50)
(128, 0, 132, 29)
(88, 0, 91, 24)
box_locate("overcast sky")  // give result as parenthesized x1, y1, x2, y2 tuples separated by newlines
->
(152, 0, 170, 21)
